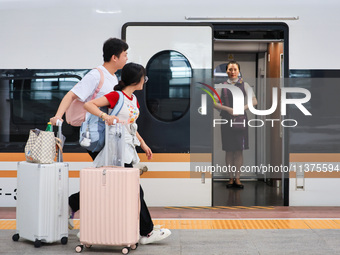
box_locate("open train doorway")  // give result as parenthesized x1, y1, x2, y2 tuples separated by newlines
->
(211, 23, 289, 206)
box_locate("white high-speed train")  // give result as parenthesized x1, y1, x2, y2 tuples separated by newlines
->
(1, 0, 340, 207)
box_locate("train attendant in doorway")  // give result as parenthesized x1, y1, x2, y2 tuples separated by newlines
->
(84, 62, 171, 244)
(215, 61, 257, 188)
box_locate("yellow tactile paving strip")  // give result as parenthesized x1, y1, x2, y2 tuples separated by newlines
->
(2, 219, 340, 230)
(164, 206, 275, 210)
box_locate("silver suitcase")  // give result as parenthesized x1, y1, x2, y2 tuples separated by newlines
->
(13, 123, 69, 247)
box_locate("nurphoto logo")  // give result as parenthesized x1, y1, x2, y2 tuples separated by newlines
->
(197, 82, 311, 128)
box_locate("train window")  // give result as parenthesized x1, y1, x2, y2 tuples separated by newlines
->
(146, 51, 192, 122)
(10, 77, 78, 124)
(0, 69, 89, 151)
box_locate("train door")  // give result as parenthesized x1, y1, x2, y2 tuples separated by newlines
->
(211, 24, 288, 206)
(122, 23, 213, 206)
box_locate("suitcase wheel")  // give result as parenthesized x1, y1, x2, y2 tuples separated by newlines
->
(12, 233, 20, 242)
(85, 244, 92, 248)
(122, 246, 131, 254)
(76, 245, 84, 253)
(34, 239, 41, 248)
(131, 243, 138, 250)
(61, 237, 68, 245)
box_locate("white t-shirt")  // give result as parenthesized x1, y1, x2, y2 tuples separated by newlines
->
(71, 65, 118, 102)
(117, 95, 139, 124)
(71, 65, 118, 120)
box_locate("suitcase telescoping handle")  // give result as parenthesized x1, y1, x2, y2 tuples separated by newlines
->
(56, 119, 63, 163)
(56, 120, 65, 216)
(104, 119, 117, 166)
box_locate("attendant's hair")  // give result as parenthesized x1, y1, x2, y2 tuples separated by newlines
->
(226, 61, 241, 72)
(114, 63, 146, 91)
(103, 38, 129, 62)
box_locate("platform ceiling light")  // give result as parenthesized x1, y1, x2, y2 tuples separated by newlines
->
(96, 10, 122, 14)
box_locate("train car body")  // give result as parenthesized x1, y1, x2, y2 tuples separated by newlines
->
(1, 0, 340, 207)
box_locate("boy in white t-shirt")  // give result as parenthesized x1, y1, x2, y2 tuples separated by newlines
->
(50, 38, 128, 126)
(49, 38, 128, 231)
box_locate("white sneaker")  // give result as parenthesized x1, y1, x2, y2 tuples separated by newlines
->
(68, 206, 75, 230)
(139, 226, 171, 245)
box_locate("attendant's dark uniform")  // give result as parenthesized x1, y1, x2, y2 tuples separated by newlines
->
(220, 79, 249, 152)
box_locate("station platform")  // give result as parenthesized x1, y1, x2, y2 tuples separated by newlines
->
(1, 206, 340, 254)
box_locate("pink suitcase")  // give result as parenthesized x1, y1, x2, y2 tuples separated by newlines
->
(76, 123, 140, 254)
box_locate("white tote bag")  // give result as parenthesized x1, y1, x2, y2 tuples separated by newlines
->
(25, 129, 59, 164)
